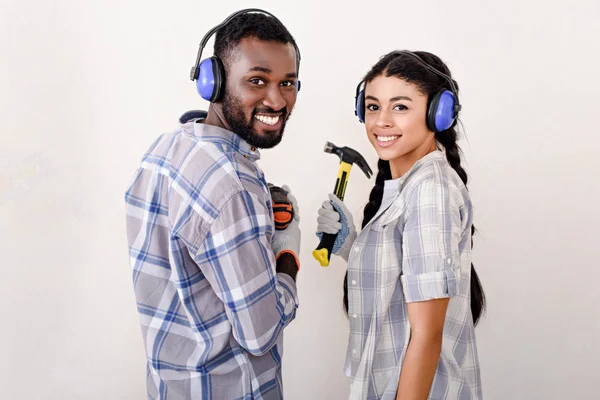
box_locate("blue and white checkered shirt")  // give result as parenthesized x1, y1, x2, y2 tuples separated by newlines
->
(345, 151, 482, 399)
(125, 112, 299, 399)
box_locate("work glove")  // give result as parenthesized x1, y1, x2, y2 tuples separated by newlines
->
(316, 194, 357, 262)
(271, 185, 301, 266)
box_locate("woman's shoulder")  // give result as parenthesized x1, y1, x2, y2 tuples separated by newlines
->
(400, 152, 469, 206)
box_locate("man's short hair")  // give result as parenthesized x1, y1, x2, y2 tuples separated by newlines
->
(214, 12, 298, 72)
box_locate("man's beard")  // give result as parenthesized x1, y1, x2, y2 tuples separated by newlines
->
(221, 91, 289, 149)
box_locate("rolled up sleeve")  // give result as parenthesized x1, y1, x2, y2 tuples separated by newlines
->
(400, 176, 461, 303)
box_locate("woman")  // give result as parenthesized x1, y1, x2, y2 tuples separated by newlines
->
(316, 50, 486, 399)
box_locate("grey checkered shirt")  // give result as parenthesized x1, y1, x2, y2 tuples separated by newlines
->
(125, 114, 298, 399)
(344, 151, 482, 399)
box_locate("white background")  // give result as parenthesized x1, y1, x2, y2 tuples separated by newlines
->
(1, 0, 599, 398)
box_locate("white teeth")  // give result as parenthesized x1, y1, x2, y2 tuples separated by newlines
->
(255, 115, 280, 126)
(377, 135, 399, 142)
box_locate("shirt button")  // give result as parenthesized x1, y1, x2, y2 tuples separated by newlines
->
(244, 155, 249, 159)
(352, 280, 357, 285)
(354, 246, 360, 252)
(446, 257, 453, 264)
(352, 349, 357, 355)
(352, 313, 357, 318)
(251, 146, 256, 151)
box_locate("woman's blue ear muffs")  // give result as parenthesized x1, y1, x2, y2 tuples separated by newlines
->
(355, 90, 365, 123)
(354, 81, 366, 123)
(354, 85, 458, 132)
(353, 50, 461, 130)
(196, 57, 225, 102)
(426, 89, 458, 132)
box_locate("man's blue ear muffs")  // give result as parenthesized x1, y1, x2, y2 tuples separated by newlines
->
(197, 57, 224, 102)
(353, 51, 461, 132)
(196, 55, 299, 102)
(190, 8, 301, 103)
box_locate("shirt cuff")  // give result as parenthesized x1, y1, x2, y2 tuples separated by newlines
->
(400, 269, 459, 303)
(276, 272, 299, 307)
(276, 249, 300, 271)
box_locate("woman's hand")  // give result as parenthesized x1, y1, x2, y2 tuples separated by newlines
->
(316, 193, 357, 262)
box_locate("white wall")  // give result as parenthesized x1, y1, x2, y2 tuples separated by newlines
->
(1, 0, 599, 398)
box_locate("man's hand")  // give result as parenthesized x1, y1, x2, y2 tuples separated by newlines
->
(271, 185, 301, 278)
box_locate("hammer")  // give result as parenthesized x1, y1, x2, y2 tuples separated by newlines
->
(313, 141, 372, 267)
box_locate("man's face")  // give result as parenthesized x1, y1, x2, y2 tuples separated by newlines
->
(221, 36, 299, 149)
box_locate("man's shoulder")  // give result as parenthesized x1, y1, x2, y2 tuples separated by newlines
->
(137, 110, 267, 216)
(168, 135, 245, 212)
(131, 114, 235, 200)
(141, 112, 235, 176)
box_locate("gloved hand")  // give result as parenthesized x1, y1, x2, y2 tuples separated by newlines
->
(271, 185, 301, 265)
(316, 194, 357, 262)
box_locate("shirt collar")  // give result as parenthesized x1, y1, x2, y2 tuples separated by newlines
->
(185, 113, 261, 162)
(386, 150, 445, 189)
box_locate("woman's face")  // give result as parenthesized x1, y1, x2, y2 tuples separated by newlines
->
(364, 75, 436, 177)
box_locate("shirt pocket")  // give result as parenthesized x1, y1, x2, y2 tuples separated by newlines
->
(370, 198, 407, 233)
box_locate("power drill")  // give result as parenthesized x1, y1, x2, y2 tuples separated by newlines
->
(268, 183, 294, 230)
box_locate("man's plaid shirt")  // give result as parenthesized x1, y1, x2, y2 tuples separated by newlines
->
(125, 114, 298, 399)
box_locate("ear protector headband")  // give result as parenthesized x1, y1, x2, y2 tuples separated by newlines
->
(354, 51, 461, 132)
(189, 8, 302, 103)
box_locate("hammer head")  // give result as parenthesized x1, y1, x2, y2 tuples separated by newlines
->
(324, 141, 373, 179)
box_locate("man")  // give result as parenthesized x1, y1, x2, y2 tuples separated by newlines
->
(124, 10, 301, 399)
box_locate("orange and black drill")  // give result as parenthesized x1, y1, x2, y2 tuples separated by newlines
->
(268, 184, 294, 230)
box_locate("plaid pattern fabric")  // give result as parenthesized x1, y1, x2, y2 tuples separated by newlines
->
(345, 151, 482, 399)
(125, 114, 299, 399)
